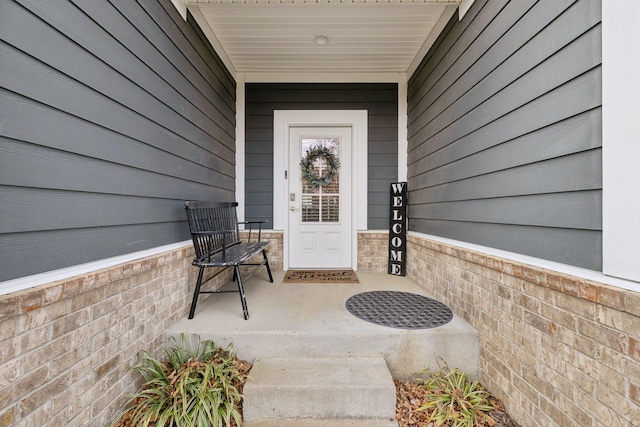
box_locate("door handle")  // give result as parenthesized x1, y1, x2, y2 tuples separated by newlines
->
(290, 206, 296, 211)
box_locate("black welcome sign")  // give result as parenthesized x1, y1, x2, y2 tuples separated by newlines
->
(388, 182, 407, 276)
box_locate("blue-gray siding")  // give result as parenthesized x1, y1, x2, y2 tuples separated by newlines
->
(0, 0, 236, 281)
(407, 0, 602, 270)
(245, 83, 398, 229)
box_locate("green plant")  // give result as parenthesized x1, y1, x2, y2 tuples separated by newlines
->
(416, 366, 496, 427)
(111, 334, 245, 427)
(300, 144, 340, 188)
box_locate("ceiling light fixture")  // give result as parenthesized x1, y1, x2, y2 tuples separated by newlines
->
(313, 34, 330, 45)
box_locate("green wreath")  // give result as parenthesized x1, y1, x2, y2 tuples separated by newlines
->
(300, 145, 340, 188)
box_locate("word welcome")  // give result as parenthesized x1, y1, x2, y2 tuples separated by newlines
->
(388, 182, 407, 276)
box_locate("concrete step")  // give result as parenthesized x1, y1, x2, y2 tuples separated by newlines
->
(245, 419, 398, 427)
(167, 273, 480, 380)
(242, 356, 397, 423)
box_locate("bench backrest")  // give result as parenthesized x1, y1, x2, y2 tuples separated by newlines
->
(184, 201, 241, 262)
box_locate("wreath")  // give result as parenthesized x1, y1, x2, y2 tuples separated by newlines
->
(300, 145, 340, 188)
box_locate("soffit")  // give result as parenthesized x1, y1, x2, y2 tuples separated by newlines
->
(184, 0, 462, 75)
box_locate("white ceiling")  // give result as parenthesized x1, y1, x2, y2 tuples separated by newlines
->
(183, 0, 465, 77)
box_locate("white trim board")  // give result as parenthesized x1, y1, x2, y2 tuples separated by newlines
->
(170, 0, 187, 20)
(602, 0, 640, 283)
(235, 72, 246, 223)
(458, 0, 475, 20)
(244, 73, 400, 83)
(273, 110, 368, 270)
(411, 232, 640, 294)
(397, 73, 408, 182)
(0, 241, 193, 296)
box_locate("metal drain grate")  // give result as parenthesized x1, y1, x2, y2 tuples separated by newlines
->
(345, 291, 453, 330)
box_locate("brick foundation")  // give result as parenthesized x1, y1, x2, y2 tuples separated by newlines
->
(0, 246, 195, 426)
(4, 231, 638, 426)
(0, 234, 284, 427)
(358, 231, 389, 272)
(248, 231, 283, 272)
(407, 233, 640, 427)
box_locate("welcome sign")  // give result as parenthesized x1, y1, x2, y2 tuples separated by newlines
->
(388, 182, 407, 276)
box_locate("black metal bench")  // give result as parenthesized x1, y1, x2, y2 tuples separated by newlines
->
(184, 201, 273, 319)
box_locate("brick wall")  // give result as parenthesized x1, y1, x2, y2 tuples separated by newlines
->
(13, 230, 638, 426)
(358, 231, 389, 272)
(258, 230, 387, 273)
(249, 231, 283, 272)
(0, 246, 200, 426)
(407, 233, 640, 427)
(0, 233, 284, 427)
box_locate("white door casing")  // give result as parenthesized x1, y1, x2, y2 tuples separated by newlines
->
(273, 110, 368, 271)
(288, 127, 351, 268)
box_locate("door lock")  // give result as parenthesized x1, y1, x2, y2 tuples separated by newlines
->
(290, 206, 296, 211)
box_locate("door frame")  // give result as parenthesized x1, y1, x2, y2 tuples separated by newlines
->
(273, 110, 368, 271)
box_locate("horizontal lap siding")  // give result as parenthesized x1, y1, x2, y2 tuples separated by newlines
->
(245, 83, 398, 229)
(407, 0, 602, 270)
(0, 0, 236, 281)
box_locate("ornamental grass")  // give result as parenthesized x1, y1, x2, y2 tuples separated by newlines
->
(111, 334, 250, 427)
(416, 366, 497, 427)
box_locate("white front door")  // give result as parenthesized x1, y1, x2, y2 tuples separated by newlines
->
(288, 126, 352, 269)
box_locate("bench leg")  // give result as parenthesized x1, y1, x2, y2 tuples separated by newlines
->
(262, 249, 274, 283)
(235, 266, 250, 320)
(188, 267, 205, 319)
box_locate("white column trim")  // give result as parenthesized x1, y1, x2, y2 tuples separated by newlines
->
(235, 73, 246, 224)
(398, 73, 408, 182)
(602, 0, 640, 283)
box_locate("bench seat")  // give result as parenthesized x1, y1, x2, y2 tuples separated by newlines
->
(185, 201, 273, 320)
(195, 241, 269, 267)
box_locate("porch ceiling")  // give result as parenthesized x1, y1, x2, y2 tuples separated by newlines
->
(184, 0, 464, 75)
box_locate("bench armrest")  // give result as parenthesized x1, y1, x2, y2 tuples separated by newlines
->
(238, 220, 268, 242)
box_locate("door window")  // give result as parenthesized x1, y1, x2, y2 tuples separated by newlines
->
(300, 138, 340, 223)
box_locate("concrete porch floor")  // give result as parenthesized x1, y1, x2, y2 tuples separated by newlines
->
(166, 271, 479, 380)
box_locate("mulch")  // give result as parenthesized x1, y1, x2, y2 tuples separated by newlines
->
(394, 379, 521, 427)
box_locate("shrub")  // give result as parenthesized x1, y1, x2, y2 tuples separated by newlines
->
(416, 366, 496, 427)
(111, 334, 246, 427)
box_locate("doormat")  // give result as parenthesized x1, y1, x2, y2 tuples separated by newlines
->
(345, 291, 453, 329)
(283, 270, 359, 283)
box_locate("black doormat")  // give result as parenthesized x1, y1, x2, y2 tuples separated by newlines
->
(345, 291, 453, 329)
